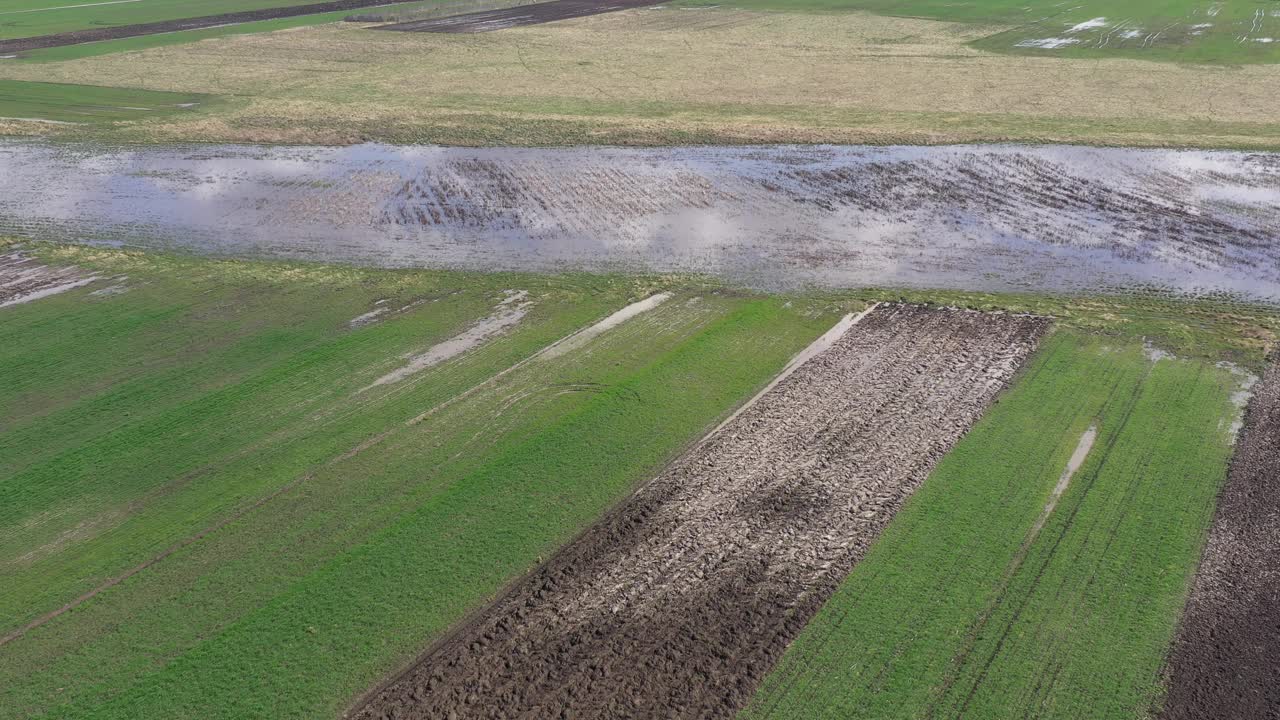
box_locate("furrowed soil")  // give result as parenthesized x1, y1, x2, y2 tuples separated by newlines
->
(1160, 358, 1280, 720)
(351, 304, 1049, 720)
(377, 0, 666, 32)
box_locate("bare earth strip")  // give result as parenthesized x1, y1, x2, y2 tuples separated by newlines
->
(377, 0, 666, 33)
(1160, 358, 1280, 720)
(351, 304, 1049, 720)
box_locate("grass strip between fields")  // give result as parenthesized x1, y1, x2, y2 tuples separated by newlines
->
(0, 79, 208, 122)
(745, 331, 1244, 719)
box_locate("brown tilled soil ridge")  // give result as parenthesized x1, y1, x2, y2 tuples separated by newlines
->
(1160, 358, 1280, 720)
(350, 304, 1050, 720)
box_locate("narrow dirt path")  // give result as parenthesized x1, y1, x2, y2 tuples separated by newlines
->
(350, 304, 1050, 720)
(1160, 358, 1280, 720)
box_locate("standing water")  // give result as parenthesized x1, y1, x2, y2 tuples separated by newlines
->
(1, 140, 1277, 301)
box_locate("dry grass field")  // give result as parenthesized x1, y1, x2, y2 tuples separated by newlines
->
(2, 9, 1279, 147)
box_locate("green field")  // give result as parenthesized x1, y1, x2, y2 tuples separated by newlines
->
(5, 0, 1277, 65)
(0, 0, 359, 39)
(0, 245, 848, 718)
(745, 331, 1245, 719)
(702, 0, 1280, 64)
(0, 79, 207, 121)
(0, 243, 1275, 718)
(1, 2, 435, 63)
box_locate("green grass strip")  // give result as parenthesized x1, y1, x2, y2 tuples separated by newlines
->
(0, 79, 209, 122)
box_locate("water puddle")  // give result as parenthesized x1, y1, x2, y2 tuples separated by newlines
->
(359, 290, 531, 391)
(536, 292, 671, 360)
(0, 251, 97, 308)
(1, 141, 1278, 303)
(1031, 425, 1098, 538)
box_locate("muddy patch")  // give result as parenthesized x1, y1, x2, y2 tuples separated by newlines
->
(0, 251, 96, 309)
(2, 141, 1279, 303)
(375, 0, 667, 33)
(349, 304, 1049, 719)
(1159, 359, 1280, 720)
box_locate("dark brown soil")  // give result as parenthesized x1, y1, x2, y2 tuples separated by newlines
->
(349, 304, 1050, 720)
(375, 0, 666, 33)
(1160, 359, 1280, 720)
(0, 0, 409, 54)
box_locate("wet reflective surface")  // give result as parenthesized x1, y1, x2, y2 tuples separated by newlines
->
(1, 140, 1277, 301)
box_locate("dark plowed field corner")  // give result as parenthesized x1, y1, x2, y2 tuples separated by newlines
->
(1160, 358, 1280, 720)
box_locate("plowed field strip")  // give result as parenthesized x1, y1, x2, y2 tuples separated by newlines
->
(376, 0, 665, 33)
(1159, 359, 1280, 719)
(746, 334, 1247, 720)
(352, 304, 1049, 720)
(0, 0, 410, 53)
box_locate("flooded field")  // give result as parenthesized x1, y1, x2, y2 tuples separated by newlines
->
(0, 140, 1277, 301)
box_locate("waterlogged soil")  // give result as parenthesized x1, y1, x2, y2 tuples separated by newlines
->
(350, 304, 1050, 720)
(362, 290, 531, 390)
(1, 141, 1279, 301)
(0, 251, 96, 309)
(376, 0, 667, 33)
(1160, 359, 1280, 720)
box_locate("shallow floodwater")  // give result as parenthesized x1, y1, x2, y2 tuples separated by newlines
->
(1, 140, 1277, 301)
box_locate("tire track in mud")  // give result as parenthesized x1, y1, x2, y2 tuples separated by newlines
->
(1159, 359, 1280, 720)
(350, 304, 1050, 720)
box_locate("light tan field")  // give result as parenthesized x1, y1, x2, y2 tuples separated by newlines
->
(2, 8, 1280, 147)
